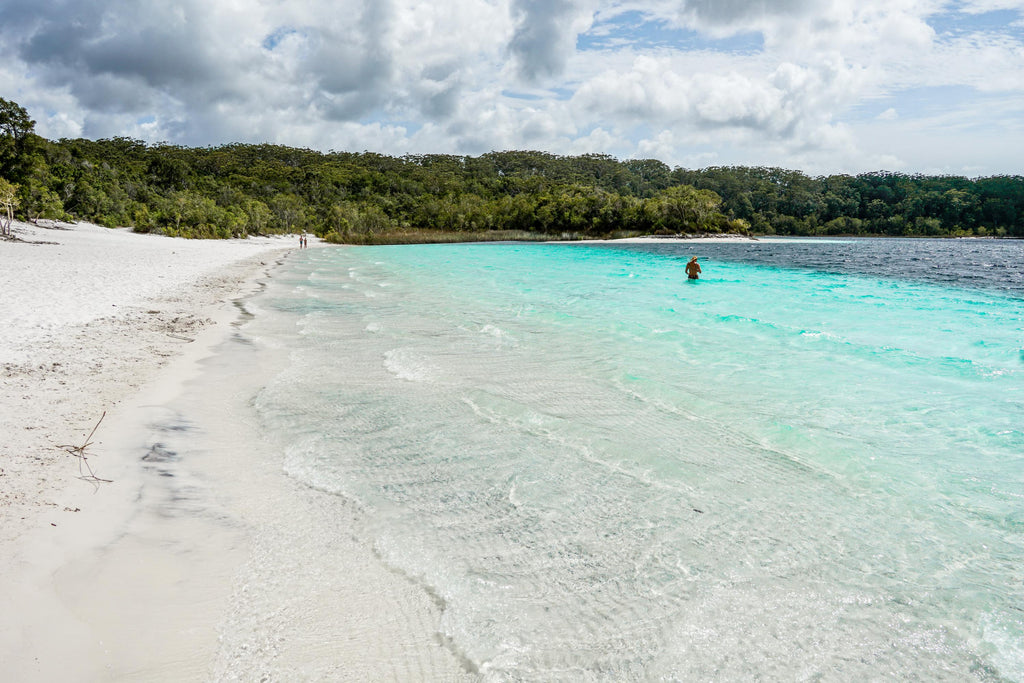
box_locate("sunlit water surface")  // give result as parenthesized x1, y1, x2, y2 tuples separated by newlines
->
(233, 237, 1024, 680)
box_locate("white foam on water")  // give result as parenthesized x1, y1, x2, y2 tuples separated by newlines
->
(480, 324, 506, 338)
(982, 612, 1024, 682)
(384, 348, 438, 382)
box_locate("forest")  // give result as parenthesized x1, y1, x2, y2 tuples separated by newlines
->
(2, 97, 1023, 242)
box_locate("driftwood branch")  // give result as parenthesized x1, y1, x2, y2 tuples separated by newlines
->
(57, 411, 113, 485)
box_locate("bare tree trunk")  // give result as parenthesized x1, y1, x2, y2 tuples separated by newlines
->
(1, 200, 13, 236)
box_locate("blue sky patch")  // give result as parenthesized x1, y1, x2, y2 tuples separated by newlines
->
(578, 10, 763, 53)
(262, 27, 300, 51)
(502, 90, 544, 101)
(850, 85, 983, 123)
(927, 8, 1024, 38)
(503, 88, 574, 102)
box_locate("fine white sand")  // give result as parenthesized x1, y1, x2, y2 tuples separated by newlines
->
(0, 221, 298, 529)
(0, 221, 471, 681)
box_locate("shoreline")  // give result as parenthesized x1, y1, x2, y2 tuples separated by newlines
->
(1, 220, 293, 677)
(0, 222, 749, 678)
(0, 221, 300, 537)
(0, 222, 290, 678)
(0, 221, 472, 680)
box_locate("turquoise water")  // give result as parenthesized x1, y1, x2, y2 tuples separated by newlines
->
(243, 240, 1024, 680)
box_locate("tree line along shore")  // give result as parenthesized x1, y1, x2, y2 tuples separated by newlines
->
(2, 97, 1023, 244)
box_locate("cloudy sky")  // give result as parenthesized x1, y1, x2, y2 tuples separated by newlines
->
(2, 0, 1023, 175)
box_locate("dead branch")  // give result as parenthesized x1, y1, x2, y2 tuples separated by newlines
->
(57, 411, 113, 485)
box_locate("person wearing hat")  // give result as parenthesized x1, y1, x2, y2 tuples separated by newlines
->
(685, 256, 702, 280)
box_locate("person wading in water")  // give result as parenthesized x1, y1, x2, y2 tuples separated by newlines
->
(685, 256, 702, 280)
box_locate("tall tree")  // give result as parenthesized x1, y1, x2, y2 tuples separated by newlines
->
(0, 98, 36, 178)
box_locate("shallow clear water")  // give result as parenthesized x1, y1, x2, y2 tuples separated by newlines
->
(241, 238, 1024, 680)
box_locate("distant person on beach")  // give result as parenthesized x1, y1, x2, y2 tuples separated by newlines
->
(685, 256, 701, 280)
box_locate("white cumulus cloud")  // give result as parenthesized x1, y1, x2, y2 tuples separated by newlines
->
(0, 0, 1021, 174)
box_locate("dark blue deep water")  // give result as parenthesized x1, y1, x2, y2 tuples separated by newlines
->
(608, 237, 1024, 297)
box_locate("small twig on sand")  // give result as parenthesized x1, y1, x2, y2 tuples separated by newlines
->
(57, 412, 113, 485)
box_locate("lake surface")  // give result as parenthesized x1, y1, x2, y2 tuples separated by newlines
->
(226, 237, 1024, 680)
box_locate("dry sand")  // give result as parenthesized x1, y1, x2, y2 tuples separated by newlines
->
(1, 221, 298, 532)
(0, 221, 473, 681)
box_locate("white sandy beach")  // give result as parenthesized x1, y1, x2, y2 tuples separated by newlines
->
(1, 221, 297, 535)
(0, 221, 473, 681)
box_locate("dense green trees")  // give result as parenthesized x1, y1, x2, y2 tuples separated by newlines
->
(676, 166, 1024, 237)
(0, 98, 35, 178)
(1, 98, 1022, 241)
